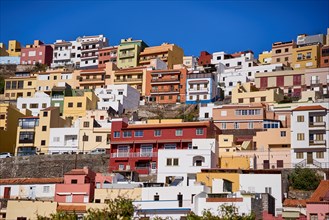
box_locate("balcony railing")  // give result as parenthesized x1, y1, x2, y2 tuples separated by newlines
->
(188, 88, 209, 92)
(111, 152, 157, 158)
(119, 53, 134, 58)
(150, 88, 179, 93)
(309, 140, 326, 145)
(151, 78, 180, 83)
(309, 122, 326, 127)
(114, 78, 142, 82)
(19, 139, 34, 144)
(310, 80, 321, 85)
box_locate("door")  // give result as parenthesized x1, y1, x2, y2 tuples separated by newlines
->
(29, 186, 36, 199)
(3, 187, 11, 199)
(307, 152, 313, 164)
(263, 160, 270, 169)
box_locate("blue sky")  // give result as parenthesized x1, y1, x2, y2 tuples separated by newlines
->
(0, 0, 328, 57)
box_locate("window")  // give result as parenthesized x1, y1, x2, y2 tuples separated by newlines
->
(0, 114, 5, 120)
(167, 158, 179, 166)
(237, 61, 242, 66)
(316, 152, 324, 159)
(82, 135, 89, 142)
(196, 128, 203, 135)
(53, 137, 60, 142)
(284, 57, 289, 61)
(280, 131, 286, 137)
(164, 144, 176, 149)
(175, 129, 183, 136)
(42, 126, 47, 131)
(205, 112, 209, 118)
(310, 214, 318, 220)
(22, 104, 27, 109)
(43, 186, 50, 193)
(42, 103, 47, 108)
(275, 49, 281, 54)
(261, 97, 266, 102)
(306, 52, 311, 59)
(297, 133, 305, 141)
(68, 102, 73, 108)
(250, 98, 255, 102)
(113, 131, 120, 138)
(140, 144, 153, 157)
(117, 146, 129, 157)
(265, 187, 272, 195)
(238, 98, 243, 103)
(154, 193, 160, 201)
(30, 103, 38, 108)
(276, 58, 280, 62)
(41, 140, 46, 145)
(77, 102, 82, 107)
(285, 48, 289, 52)
(297, 115, 304, 122)
(221, 123, 226, 129)
(96, 136, 102, 142)
(296, 152, 304, 159)
(43, 111, 48, 117)
(83, 122, 90, 128)
(234, 122, 239, 129)
(123, 131, 132, 138)
(248, 122, 253, 129)
(71, 179, 78, 184)
(135, 130, 144, 137)
(118, 91, 123, 95)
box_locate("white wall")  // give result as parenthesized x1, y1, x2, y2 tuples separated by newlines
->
(16, 92, 51, 116)
(198, 103, 216, 120)
(0, 183, 56, 200)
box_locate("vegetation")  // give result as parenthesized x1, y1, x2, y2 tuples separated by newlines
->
(33, 62, 48, 72)
(289, 167, 322, 191)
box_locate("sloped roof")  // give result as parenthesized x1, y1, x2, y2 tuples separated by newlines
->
(307, 180, 329, 203)
(283, 199, 307, 207)
(293, 105, 327, 111)
(57, 205, 86, 212)
(0, 177, 63, 185)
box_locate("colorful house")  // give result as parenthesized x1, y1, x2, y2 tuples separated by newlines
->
(306, 180, 329, 220)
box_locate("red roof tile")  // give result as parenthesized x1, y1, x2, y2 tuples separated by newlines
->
(283, 199, 307, 207)
(293, 105, 327, 111)
(307, 180, 329, 203)
(0, 177, 63, 185)
(57, 205, 86, 212)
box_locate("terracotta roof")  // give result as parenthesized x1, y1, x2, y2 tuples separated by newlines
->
(57, 205, 86, 212)
(293, 105, 327, 111)
(283, 199, 307, 207)
(0, 177, 63, 185)
(42, 107, 58, 111)
(80, 68, 105, 73)
(307, 180, 329, 203)
(125, 121, 210, 129)
(65, 169, 87, 175)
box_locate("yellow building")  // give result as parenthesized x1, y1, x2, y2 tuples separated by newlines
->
(63, 90, 98, 120)
(139, 43, 184, 69)
(258, 51, 272, 65)
(4, 74, 37, 100)
(7, 40, 21, 56)
(116, 38, 148, 69)
(196, 171, 240, 191)
(94, 188, 142, 203)
(0, 43, 9, 56)
(231, 82, 284, 104)
(0, 103, 29, 153)
(292, 44, 321, 69)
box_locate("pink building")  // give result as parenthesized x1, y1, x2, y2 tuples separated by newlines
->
(55, 167, 96, 203)
(20, 40, 53, 66)
(306, 180, 329, 220)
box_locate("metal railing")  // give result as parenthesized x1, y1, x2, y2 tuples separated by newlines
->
(151, 78, 180, 83)
(309, 140, 326, 145)
(295, 159, 307, 168)
(150, 88, 179, 93)
(111, 152, 157, 158)
(309, 122, 326, 127)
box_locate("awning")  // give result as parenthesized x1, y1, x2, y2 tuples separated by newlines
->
(294, 148, 326, 153)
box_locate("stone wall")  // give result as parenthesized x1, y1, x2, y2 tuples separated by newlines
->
(0, 154, 110, 179)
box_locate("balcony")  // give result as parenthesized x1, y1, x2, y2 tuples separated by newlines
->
(119, 52, 134, 58)
(114, 78, 142, 83)
(19, 138, 34, 144)
(309, 121, 326, 128)
(81, 47, 98, 52)
(111, 152, 157, 158)
(188, 88, 209, 93)
(81, 54, 98, 60)
(309, 140, 326, 146)
(151, 78, 180, 84)
(79, 78, 104, 84)
(150, 88, 179, 94)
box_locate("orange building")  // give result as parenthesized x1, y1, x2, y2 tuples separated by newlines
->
(320, 45, 329, 68)
(98, 46, 117, 69)
(145, 67, 187, 104)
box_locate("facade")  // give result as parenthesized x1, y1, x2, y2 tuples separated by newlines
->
(255, 69, 305, 98)
(231, 82, 284, 104)
(139, 43, 184, 69)
(0, 103, 27, 153)
(198, 51, 212, 66)
(291, 104, 329, 168)
(16, 92, 51, 116)
(186, 72, 217, 104)
(320, 45, 329, 67)
(109, 118, 213, 175)
(297, 33, 325, 46)
(0, 43, 8, 56)
(145, 67, 187, 104)
(271, 41, 296, 67)
(80, 35, 108, 69)
(6, 40, 21, 56)
(292, 44, 321, 69)
(94, 84, 140, 114)
(20, 40, 53, 66)
(304, 67, 329, 98)
(55, 167, 96, 203)
(258, 51, 272, 64)
(306, 180, 329, 220)
(98, 46, 117, 69)
(0, 56, 20, 64)
(211, 51, 255, 69)
(78, 68, 107, 89)
(4, 72, 37, 100)
(116, 38, 148, 69)
(183, 56, 198, 71)
(51, 39, 82, 68)
(157, 138, 217, 186)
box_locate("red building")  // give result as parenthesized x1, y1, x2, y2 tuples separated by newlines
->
(55, 167, 96, 203)
(198, 51, 212, 66)
(109, 118, 214, 175)
(20, 40, 53, 66)
(98, 46, 117, 69)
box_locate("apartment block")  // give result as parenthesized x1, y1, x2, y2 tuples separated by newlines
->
(297, 33, 325, 46)
(271, 41, 296, 67)
(258, 51, 272, 64)
(16, 92, 51, 116)
(304, 67, 329, 98)
(20, 40, 53, 66)
(80, 35, 108, 69)
(0, 56, 20, 64)
(211, 50, 255, 69)
(320, 45, 329, 67)
(139, 43, 184, 69)
(109, 118, 213, 175)
(78, 68, 107, 89)
(0, 103, 28, 154)
(50, 82, 73, 115)
(291, 104, 329, 168)
(183, 56, 198, 71)
(4, 72, 37, 100)
(292, 43, 321, 69)
(255, 69, 305, 98)
(116, 38, 148, 69)
(198, 51, 212, 66)
(186, 72, 218, 104)
(145, 67, 187, 104)
(51, 39, 82, 68)
(98, 46, 117, 69)
(231, 82, 284, 104)
(6, 40, 21, 57)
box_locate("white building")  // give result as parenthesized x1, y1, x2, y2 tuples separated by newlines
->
(0, 178, 62, 200)
(48, 120, 80, 154)
(36, 71, 73, 93)
(51, 39, 82, 68)
(157, 139, 218, 186)
(198, 103, 216, 121)
(94, 84, 140, 114)
(291, 103, 329, 168)
(211, 51, 255, 69)
(16, 92, 51, 116)
(183, 56, 198, 71)
(80, 35, 108, 69)
(186, 72, 218, 104)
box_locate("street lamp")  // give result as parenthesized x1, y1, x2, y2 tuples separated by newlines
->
(82, 133, 87, 154)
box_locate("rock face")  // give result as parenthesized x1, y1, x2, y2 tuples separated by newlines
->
(0, 154, 110, 179)
(288, 189, 314, 200)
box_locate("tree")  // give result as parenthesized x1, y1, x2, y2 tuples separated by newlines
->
(289, 167, 322, 191)
(33, 62, 47, 72)
(37, 211, 78, 220)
